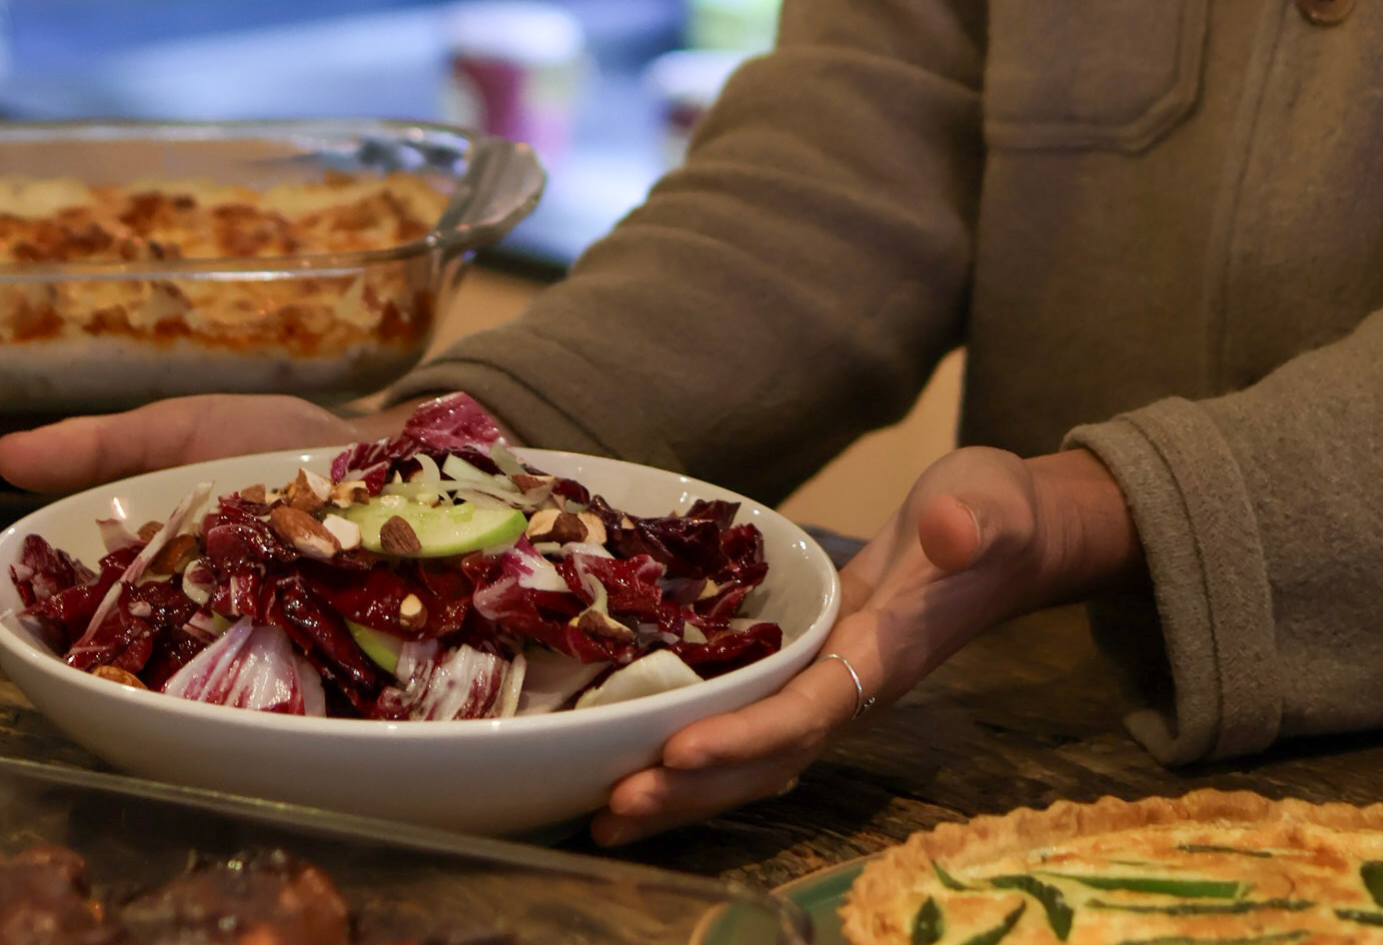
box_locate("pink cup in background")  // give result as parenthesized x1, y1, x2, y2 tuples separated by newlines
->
(439, 1, 588, 164)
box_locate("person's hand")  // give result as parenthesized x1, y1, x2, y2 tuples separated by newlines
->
(589, 446, 1143, 846)
(0, 394, 429, 494)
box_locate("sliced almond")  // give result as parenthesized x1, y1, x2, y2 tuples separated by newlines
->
(269, 506, 340, 560)
(285, 467, 332, 513)
(379, 515, 422, 555)
(92, 665, 147, 689)
(398, 593, 428, 631)
(330, 479, 370, 509)
(321, 514, 362, 551)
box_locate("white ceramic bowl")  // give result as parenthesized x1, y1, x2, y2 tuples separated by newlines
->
(0, 448, 840, 838)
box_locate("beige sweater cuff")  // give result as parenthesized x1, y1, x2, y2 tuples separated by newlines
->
(1066, 397, 1281, 765)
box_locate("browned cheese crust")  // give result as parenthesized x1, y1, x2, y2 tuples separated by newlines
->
(0, 173, 452, 357)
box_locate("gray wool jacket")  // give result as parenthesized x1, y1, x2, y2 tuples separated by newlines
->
(392, 0, 1383, 766)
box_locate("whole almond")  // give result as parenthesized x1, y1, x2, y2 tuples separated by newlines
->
(379, 515, 422, 555)
(270, 506, 340, 560)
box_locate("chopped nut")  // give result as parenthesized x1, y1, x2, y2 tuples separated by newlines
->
(269, 506, 340, 560)
(330, 479, 370, 508)
(526, 509, 587, 544)
(137, 521, 163, 542)
(572, 609, 635, 644)
(697, 579, 722, 601)
(284, 467, 332, 513)
(148, 533, 198, 575)
(239, 483, 267, 504)
(576, 511, 608, 546)
(525, 508, 560, 538)
(512, 472, 555, 494)
(379, 515, 422, 555)
(398, 593, 428, 631)
(321, 514, 362, 551)
(92, 665, 147, 689)
(127, 601, 153, 619)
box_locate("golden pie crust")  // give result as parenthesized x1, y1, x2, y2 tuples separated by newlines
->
(841, 789, 1383, 944)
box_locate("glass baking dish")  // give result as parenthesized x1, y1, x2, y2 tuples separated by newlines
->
(0, 119, 545, 416)
(0, 756, 809, 944)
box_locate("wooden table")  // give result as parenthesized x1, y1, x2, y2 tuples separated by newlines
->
(6, 602, 1383, 894)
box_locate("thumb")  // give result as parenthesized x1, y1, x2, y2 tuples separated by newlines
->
(917, 493, 983, 572)
(914, 450, 1037, 574)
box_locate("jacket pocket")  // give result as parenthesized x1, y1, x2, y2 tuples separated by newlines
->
(984, 0, 1209, 152)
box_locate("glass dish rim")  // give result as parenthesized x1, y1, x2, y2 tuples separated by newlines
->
(0, 117, 546, 283)
(0, 754, 811, 943)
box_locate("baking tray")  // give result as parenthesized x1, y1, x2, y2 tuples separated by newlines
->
(0, 118, 545, 414)
(0, 756, 810, 944)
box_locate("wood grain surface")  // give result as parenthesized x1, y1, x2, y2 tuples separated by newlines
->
(6, 603, 1383, 894)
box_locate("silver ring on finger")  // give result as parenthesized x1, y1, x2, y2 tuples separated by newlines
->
(818, 652, 876, 721)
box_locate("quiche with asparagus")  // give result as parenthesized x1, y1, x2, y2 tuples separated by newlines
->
(841, 789, 1383, 944)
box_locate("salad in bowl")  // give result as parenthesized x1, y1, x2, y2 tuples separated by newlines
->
(8, 395, 785, 722)
(0, 397, 838, 836)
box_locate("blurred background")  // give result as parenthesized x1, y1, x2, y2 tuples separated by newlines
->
(0, 0, 778, 273)
(0, 0, 962, 537)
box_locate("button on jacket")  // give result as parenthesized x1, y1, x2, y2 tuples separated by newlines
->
(392, 0, 1383, 765)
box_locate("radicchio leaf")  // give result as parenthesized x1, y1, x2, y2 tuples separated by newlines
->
(162, 619, 322, 715)
(9, 534, 96, 608)
(73, 481, 213, 656)
(330, 393, 508, 493)
(383, 639, 516, 720)
(672, 620, 783, 679)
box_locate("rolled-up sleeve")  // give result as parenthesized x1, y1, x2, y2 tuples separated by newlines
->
(1067, 310, 1383, 764)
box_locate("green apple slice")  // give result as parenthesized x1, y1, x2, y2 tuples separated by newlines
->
(345, 619, 404, 675)
(341, 497, 525, 558)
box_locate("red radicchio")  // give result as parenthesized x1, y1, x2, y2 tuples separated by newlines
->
(330, 393, 506, 493)
(162, 618, 325, 715)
